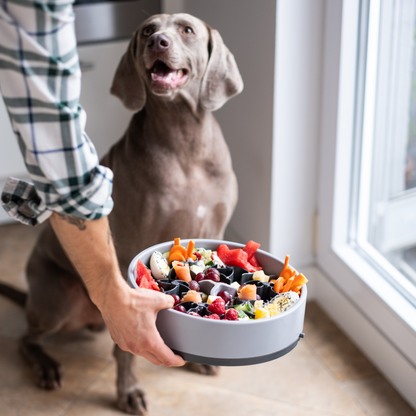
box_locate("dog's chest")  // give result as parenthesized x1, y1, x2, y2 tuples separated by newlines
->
(108, 139, 236, 262)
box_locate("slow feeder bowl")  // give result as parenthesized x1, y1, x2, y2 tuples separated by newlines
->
(127, 239, 307, 366)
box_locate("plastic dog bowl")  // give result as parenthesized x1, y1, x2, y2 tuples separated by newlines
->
(127, 239, 307, 366)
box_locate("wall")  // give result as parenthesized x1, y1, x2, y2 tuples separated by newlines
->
(271, 0, 325, 266)
(165, 0, 325, 268)
(172, 0, 277, 252)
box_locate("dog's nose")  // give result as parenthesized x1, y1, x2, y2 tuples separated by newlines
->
(147, 34, 171, 53)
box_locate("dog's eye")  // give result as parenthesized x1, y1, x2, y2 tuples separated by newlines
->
(142, 27, 153, 37)
(182, 26, 194, 36)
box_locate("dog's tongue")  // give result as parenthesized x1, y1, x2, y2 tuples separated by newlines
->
(151, 61, 186, 88)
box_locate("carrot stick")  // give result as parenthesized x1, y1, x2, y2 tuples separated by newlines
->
(279, 255, 294, 280)
(186, 240, 196, 261)
(273, 277, 285, 293)
(282, 276, 295, 292)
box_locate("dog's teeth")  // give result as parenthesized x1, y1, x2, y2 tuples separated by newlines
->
(151, 73, 156, 80)
(177, 69, 184, 77)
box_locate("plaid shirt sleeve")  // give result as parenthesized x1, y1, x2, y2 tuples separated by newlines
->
(0, 0, 114, 226)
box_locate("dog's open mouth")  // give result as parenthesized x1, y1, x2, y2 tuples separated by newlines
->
(149, 60, 189, 90)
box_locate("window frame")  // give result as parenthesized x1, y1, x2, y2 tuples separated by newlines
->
(317, 0, 416, 407)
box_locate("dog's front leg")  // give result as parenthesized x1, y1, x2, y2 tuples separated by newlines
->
(113, 344, 147, 415)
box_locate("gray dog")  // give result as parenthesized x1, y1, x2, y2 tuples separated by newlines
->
(0, 13, 243, 415)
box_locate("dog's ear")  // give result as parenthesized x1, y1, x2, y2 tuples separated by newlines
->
(200, 27, 244, 112)
(110, 32, 146, 112)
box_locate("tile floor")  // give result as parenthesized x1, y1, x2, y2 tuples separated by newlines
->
(0, 222, 415, 416)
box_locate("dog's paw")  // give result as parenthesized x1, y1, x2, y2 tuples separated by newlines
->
(117, 385, 147, 415)
(33, 356, 63, 390)
(185, 362, 220, 376)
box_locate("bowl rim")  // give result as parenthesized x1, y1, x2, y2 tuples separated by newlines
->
(127, 238, 308, 325)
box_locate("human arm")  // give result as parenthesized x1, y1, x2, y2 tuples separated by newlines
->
(0, 0, 184, 366)
(49, 212, 185, 366)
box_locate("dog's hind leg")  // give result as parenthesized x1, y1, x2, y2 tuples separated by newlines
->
(21, 238, 101, 390)
(113, 344, 147, 415)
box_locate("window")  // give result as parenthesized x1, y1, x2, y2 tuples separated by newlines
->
(318, 0, 416, 408)
(356, 0, 416, 305)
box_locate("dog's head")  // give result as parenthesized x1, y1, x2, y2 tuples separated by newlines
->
(110, 13, 243, 112)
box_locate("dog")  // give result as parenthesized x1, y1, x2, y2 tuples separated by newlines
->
(0, 13, 243, 415)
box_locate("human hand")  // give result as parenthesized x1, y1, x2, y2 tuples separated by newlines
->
(98, 280, 185, 367)
(49, 213, 184, 367)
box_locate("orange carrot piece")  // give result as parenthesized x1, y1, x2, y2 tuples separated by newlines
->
(291, 273, 308, 288)
(282, 255, 289, 270)
(169, 252, 186, 263)
(279, 255, 295, 280)
(169, 238, 188, 264)
(273, 277, 285, 293)
(186, 240, 196, 261)
(282, 276, 295, 292)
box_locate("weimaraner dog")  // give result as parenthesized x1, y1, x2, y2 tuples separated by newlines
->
(0, 13, 243, 415)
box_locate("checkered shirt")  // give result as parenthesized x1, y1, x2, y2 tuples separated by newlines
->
(0, 0, 114, 226)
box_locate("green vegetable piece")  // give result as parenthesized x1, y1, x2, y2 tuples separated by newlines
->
(237, 310, 248, 319)
(204, 260, 215, 266)
(243, 302, 253, 312)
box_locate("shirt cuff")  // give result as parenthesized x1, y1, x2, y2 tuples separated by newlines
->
(1, 177, 52, 226)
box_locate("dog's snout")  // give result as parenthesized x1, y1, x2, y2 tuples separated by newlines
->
(147, 34, 171, 53)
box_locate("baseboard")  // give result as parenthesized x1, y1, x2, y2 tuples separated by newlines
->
(314, 266, 416, 411)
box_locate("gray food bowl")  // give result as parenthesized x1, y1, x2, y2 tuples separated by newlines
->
(127, 239, 307, 366)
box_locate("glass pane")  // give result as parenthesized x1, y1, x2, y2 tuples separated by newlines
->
(352, 0, 416, 304)
(407, 33, 416, 190)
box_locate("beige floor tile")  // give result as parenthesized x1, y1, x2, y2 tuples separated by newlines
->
(0, 335, 110, 416)
(0, 223, 414, 416)
(165, 341, 367, 416)
(342, 374, 416, 416)
(304, 303, 378, 381)
(63, 361, 347, 416)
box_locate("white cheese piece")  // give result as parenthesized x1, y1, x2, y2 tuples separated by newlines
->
(150, 251, 170, 280)
(252, 270, 269, 282)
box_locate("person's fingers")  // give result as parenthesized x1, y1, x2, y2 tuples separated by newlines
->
(146, 333, 185, 367)
(140, 351, 163, 366)
(152, 291, 175, 310)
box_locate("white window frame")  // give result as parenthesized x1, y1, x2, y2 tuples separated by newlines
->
(317, 0, 416, 409)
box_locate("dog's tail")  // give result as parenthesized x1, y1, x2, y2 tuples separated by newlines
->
(0, 282, 27, 306)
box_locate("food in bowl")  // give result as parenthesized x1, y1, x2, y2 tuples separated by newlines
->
(135, 238, 308, 321)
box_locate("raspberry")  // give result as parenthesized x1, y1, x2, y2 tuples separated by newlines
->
(208, 298, 226, 315)
(204, 314, 220, 320)
(223, 309, 239, 321)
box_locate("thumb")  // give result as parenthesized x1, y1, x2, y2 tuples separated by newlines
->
(154, 291, 175, 310)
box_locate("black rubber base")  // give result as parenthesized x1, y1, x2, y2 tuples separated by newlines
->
(173, 339, 299, 367)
